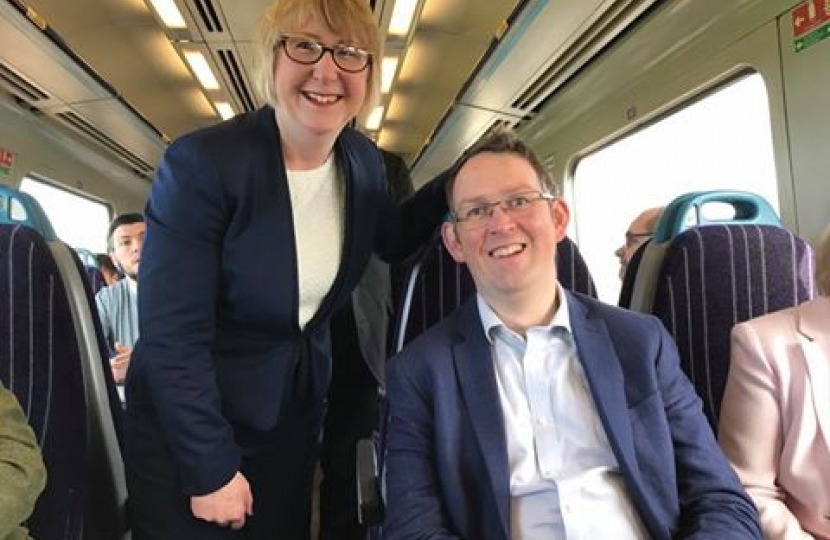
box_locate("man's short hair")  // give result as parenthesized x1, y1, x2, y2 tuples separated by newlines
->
(444, 129, 557, 207)
(107, 213, 144, 251)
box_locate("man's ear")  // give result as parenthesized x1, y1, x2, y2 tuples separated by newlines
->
(441, 221, 466, 264)
(551, 198, 570, 243)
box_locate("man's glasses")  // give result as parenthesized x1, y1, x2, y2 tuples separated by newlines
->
(279, 36, 371, 73)
(452, 191, 555, 228)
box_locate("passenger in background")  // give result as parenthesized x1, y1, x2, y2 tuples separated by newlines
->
(615, 206, 663, 280)
(125, 0, 447, 538)
(719, 224, 830, 540)
(0, 381, 47, 540)
(95, 212, 144, 385)
(382, 130, 761, 540)
(319, 148, 413, 540)
(95, 252, 120, 286)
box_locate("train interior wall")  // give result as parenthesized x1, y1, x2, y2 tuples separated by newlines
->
(522, 0, 829, 245)
(0, 94, 148, 215)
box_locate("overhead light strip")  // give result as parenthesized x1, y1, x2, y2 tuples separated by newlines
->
(365, 105, 384, 130)
(147, 0, 187, 29)
(389, 0, 419, 36)
(214, 101, 235, 120)
(381, 56, 399, 93)
(183, 51, 220, 90)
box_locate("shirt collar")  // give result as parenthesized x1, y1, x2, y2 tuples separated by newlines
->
(125, 274, 138, 292)
(477, 284, 571, 343)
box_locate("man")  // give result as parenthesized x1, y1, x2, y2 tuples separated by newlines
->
(382, 131, 760, 540)
(95, 212, 144, 386)
(614, 206, 663, 280)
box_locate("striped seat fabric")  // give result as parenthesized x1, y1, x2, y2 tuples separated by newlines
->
(0, 224, 87, 540)
(651, 224, 814, 427)
(393, 233, 597, 352)
(85, 264, 108, 294)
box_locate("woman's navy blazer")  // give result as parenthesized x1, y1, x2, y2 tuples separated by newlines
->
(127, 107, 446, 494)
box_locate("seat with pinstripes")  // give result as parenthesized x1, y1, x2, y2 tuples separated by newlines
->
(0, 224, 87, 540)
(0, 189, 128, 538)
(392, 232, 597, 352)
(0, 185, 59, 241)
(629, 191, 815, 428)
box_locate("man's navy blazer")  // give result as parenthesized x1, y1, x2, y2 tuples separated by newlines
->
(128, 107, 446, 495)
(383, 291, 761, 540)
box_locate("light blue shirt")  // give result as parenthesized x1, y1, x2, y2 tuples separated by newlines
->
(477, 288, 648, 540)
(95, 278, 139, 350)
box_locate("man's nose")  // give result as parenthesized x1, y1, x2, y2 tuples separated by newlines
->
(487, 205, 516, 230)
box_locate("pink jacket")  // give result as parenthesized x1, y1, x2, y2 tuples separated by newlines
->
(720, 296, 830, 540)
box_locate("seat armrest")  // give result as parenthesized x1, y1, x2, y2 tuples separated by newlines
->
(356, 438, 384, 526)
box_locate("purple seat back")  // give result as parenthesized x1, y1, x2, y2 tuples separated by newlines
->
(393, 234, 596, 352)
(86, 264, 108, 294)
(652, 224, 814, 427)
(0, 224, 86, 539)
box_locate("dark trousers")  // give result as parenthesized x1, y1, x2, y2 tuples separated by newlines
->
(319, 304, 380, 540)
(126, 403, 322, 540)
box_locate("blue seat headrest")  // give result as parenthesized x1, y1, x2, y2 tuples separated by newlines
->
(653, 190, 780, 243)
(0, 185, 59, 241)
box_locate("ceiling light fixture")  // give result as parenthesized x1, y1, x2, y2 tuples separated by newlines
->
(381, 56, 399, 93)
(215, 102, 235, 120)
(365, 105, 385, 131)
(389, 0, 419, 36)
(147, 0, 187, 29)
(183, 51, 220, 90)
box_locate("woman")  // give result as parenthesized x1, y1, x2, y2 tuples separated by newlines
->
(124, 0, 446, 537)
(719, 224, 830, 540)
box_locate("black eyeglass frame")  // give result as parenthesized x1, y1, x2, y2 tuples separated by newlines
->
(451, 190, 556, 227)
(278, 35, 372, 73)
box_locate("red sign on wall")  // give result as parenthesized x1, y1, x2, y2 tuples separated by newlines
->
(0, 147, 14, 176)
(792, 0, 830, 38)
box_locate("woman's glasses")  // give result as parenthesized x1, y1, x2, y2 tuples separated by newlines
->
(279, 36, 371, 73)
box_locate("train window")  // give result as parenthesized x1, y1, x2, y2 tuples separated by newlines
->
(571, 73, 778, 304)
(19, 176, 112, 253)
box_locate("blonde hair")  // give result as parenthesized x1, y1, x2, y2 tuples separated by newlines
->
(817, 224, 830, 296)
(252, 0, 381, 118)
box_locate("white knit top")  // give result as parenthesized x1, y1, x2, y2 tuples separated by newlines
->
(287, 154, 344, 328)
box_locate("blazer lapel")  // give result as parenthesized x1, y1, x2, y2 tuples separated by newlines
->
(797, 298, 830, 447)
(453, 299, 511, 539)
(565, 294, 640, 486)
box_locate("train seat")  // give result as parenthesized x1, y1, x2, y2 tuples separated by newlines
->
(393, 232, 597, 352)
(0, 224, 87, 540)
(73, 247, 109, 294)
(48, 241, 129, 539)
(618, 238, 649, 308)
(627, 191, 815, 427)
(0, 198, 128, 538)
(85, 265, 108, 294)
(0, 185, 59, 241)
